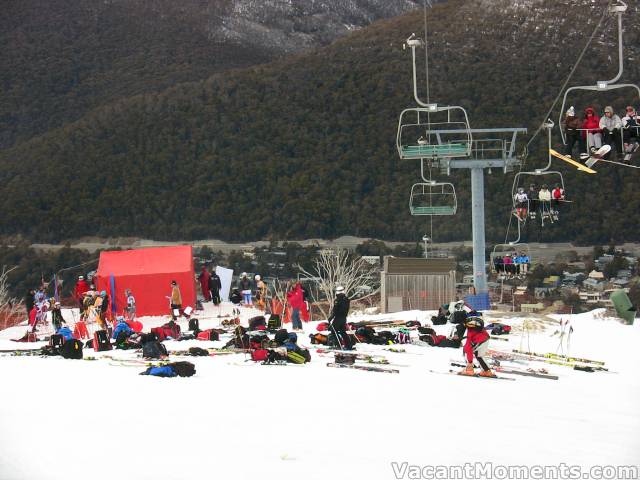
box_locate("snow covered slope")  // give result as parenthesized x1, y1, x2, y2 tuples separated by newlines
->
(0, 306, 638, 480)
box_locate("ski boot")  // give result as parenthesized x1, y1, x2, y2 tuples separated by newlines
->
(458, 365, 475, 376)
(479, 369, 497, 378)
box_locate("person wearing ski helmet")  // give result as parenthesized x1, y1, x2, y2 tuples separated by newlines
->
(514, 186, 528, 221)
(459, 315, 495, 377)
(328, 286, 351, 348)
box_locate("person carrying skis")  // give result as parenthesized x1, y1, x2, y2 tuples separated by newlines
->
(209, 269, 222, 306)
(98, 291, 110, 329)
(50, 301, 65, 330)
(74, 276, 90, 310)
(459, 316, 495, 377)
(328, 285, 351, 349)
(198, 266, 211, 302)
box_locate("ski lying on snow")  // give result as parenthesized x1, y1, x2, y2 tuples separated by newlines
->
(511, 349, 605, 366)
(426, 369, 515, 381)
(450, 362, 558, 380)
(326, 362, 399, 374)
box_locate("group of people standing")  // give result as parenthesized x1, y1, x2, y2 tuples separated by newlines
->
(564, 105, 640, 162)
(197, 266, 222, 305)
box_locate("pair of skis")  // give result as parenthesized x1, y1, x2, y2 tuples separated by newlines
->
(511, 349, 605, 366)
(426, 369, 515, 381)
(326, 362, 399, 374)
(450, 362, 558, 380)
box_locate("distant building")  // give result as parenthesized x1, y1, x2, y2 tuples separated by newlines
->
(521, 303, 544, 313)
(588, 270, 605, 280)
(381, 257, 456, 313)
(361, 256, 382, 267)
(583, 278, 604, 291)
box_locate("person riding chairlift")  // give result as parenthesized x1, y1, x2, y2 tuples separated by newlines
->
(527, 184, 538, 219)
(514, 187, 528, 221)
(538, 184, 552, 221)
(551, 184, 565, 217)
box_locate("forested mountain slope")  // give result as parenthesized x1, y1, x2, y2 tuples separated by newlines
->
(0, 0, 638, 244)
(0, 0, 420, 149)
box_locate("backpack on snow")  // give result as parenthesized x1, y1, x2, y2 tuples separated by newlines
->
(49, 334, 65, 348)
(170, 361, 196, 377)
(93, 330, 112, 352)
(142, 340, 168, 359)
(251, 349, 270, 362)
(188, 317, 200, 333)
(248, 316, 266, 330)
(61, 339, 84, 359)
(267, 314, 282, 330)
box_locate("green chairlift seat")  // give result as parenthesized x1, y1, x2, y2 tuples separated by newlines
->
(397, 106, 473, 160)
(409, 182, 457, 216)
(402, 143, 469, 159)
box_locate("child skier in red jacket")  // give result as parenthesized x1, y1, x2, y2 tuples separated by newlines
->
(459, 316, 495, 377)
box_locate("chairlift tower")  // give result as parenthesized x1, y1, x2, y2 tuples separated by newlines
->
(399, 34, 527, 293)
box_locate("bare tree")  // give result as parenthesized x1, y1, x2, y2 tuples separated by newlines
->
(270, 278, 291, 314)
(297, 249, 379, 320)
(0, 266, 24, 331)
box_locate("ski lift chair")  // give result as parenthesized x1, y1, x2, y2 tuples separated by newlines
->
(512, 169, 565, 226)
(409, 181, 457, 216)
(397, 106, 472, 160)
(490, 243, 532, 276)
(558, 1, 640, 145)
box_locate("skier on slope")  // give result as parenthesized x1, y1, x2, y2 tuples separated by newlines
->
(459, 316, 495, 377)
(328, 286, 351, 349)
(208, 269, 222, 306)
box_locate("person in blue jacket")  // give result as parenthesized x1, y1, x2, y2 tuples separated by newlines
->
(56, 325, 74, 341)
(517, 252, 530, 274)
(112, 316, 133, 340)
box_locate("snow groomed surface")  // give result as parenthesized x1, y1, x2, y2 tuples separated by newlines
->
(0, 305, 638, 480)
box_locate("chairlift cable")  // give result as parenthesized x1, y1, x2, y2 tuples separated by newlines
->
(520, 1, 613, 166)
(423, 0, 431, 105)
(505, 1, 612, 248)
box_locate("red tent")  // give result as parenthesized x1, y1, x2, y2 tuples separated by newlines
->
(95, 246, 196, 318)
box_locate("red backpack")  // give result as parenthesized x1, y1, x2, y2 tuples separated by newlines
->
(251, 349, 269, 362)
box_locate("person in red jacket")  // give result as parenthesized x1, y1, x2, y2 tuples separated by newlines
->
(581, 106, 602, 151)
(286, 282, 305, 332)
(459, 316, 495, 377)
(197, 266, 211, 302)
(74, 276, 89, 310)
